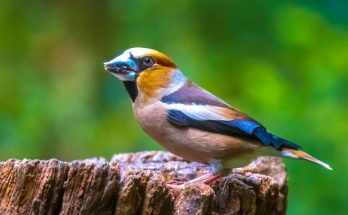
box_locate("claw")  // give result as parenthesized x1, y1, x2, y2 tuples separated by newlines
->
(166, 180, 181, 185)
(165, 177, 188, 185)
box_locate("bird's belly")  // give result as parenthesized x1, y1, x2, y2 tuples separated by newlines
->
(133, 103, 262, 164)
(159, 127, 263, 164)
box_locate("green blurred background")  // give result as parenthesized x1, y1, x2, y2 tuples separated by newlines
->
(0, 0, 347, 214)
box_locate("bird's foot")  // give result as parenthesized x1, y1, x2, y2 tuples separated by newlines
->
(166, 183, 186, 189)
(202, 173, 222, 185)
(166, 173, 222, 190)
(165, 178, 188, 185)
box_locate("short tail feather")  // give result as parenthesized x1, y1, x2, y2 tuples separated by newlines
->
(281, 147, 332, 170)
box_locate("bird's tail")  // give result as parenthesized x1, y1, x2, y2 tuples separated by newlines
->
(280, 147, 332, 170)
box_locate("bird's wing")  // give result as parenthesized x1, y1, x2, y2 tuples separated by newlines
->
(162, 81, 301, 150)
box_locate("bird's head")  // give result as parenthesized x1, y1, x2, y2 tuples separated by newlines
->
(104, 47, 176, 81)
(104, 48, 184, 101)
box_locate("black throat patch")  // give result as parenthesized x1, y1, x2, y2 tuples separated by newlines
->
(123, 81, 138, 102)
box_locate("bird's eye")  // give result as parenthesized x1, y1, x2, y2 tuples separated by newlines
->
(142, 56, 155, 67)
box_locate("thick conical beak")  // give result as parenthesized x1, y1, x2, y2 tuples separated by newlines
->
(104, 52, 138, 81)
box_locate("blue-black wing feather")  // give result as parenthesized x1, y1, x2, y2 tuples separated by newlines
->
(166, 109, 301, 150)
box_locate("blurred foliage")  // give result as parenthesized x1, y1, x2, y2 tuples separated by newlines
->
(0, 0, 347, 214)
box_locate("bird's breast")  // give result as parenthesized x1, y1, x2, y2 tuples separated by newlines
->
(132, 101, 168, 137)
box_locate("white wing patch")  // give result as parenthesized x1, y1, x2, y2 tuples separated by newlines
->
(164, 103, 231, 121)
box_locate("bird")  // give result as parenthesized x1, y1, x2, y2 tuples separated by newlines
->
(104, 47, 332, 187)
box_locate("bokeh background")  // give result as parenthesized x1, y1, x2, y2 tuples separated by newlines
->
(0, 1, 347, 214)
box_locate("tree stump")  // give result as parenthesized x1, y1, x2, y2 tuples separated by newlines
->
(0, 151, 287, 215)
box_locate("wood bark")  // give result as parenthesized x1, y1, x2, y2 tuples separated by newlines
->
(0, 151, 287, 215)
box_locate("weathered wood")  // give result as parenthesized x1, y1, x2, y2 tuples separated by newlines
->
(0, 151, 287, 215)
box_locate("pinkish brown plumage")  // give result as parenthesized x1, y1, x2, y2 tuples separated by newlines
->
(104, 47, 332, 188)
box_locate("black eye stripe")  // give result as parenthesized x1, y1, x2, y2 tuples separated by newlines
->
(129, 53, 157, 72)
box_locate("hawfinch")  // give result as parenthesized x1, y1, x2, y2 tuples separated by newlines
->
(104, 48, 332, 187)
